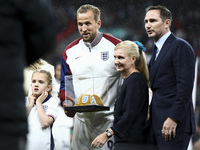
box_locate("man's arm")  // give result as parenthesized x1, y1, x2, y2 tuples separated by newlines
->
(162, 39, 196, 141)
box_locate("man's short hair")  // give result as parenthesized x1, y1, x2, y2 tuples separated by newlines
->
(145, 5, 172, 22)
(77, 4, 101, 22)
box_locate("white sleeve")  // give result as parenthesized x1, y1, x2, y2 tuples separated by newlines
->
(46, 97, 58, 120)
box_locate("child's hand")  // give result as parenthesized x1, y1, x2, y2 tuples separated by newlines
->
(28, 94, 36, 107)
(36, 91, 48, 104)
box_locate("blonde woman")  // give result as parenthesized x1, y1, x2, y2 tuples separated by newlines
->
(92, 41, 149, 150)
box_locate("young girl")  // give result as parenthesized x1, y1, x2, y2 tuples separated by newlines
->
(26, 70, 58, 150)
(24, 58, 59, 98)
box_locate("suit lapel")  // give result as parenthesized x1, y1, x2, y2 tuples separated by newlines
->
(150, 33, 176, 87)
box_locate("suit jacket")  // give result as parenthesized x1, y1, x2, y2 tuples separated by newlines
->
(148, 33, 196, 135)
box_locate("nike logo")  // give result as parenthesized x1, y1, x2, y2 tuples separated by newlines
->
(75, 56, 81, 59)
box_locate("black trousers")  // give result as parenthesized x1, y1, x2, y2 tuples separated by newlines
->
(114, 143, 158, 150)
(155, 133, 191, 150)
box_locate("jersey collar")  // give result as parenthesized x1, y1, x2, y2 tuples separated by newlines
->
(84, 32, 103, 48)
(42, 94, 51, 104)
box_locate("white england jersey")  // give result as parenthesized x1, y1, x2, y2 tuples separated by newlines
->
(61, 32, 123, 150)
(26, 96, 58, 150)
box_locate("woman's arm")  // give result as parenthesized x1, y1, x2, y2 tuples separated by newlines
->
(91, 128, 114, 148)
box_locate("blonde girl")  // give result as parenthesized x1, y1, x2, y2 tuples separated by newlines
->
(26, 70, 58, 150)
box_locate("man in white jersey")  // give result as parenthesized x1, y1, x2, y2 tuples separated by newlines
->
(59, 4, 123, 150)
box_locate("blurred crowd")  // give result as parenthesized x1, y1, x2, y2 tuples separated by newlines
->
(50, 0, 200, 53)
(49, 0, 200, 103)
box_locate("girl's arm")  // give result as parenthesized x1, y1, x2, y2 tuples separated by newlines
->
(36, 91, 54, 128)
(26, 94, 35, 116)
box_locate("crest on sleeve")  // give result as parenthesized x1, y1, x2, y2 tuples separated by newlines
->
(101, 51, 109, 61)
(42, 105, 48, 112)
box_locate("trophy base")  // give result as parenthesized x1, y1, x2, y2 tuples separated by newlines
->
(64, 105, 110, 112)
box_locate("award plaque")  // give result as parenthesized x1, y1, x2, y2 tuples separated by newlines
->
(64, 74, 110, 112)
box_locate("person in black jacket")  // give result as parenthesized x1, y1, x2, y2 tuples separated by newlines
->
(91, 41, 149, 150)
(0, 0, 56, 150)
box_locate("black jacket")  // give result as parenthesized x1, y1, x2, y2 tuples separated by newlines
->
(0, 0, 56, 136)
(111, 73, 149, 144)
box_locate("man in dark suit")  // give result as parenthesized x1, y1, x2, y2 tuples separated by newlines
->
(144, 5, 196, 150)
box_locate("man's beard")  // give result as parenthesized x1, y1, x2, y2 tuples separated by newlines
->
(82, 32, 96, 43)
